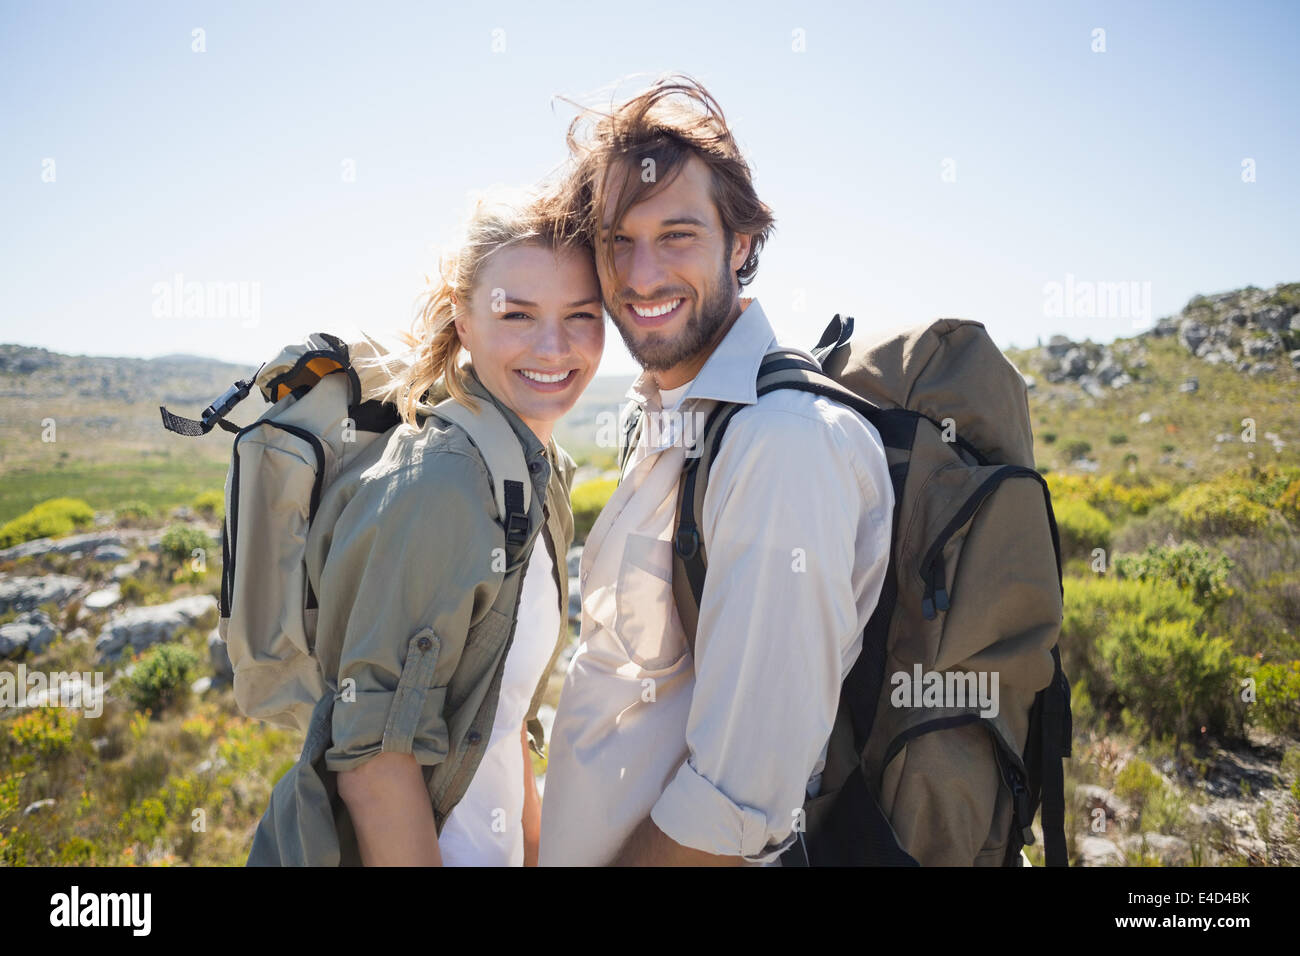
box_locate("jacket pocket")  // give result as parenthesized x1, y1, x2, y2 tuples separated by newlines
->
(613, 533, 687, 673)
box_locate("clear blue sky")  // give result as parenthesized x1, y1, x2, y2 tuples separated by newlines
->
(1, 0, 1296, 378)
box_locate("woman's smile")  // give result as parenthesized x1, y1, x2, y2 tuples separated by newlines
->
(514, 367, 580, 391)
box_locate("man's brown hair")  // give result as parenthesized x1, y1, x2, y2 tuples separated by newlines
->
(559, 74, 775, 289)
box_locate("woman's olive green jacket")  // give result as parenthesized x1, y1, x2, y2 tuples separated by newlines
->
(247, 366, 576, 866)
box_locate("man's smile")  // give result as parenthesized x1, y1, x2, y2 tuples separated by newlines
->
(626, 297, 685, 329)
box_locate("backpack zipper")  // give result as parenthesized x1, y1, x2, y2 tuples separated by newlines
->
(988, 721, 1036, 848)
(919, 465, 1048, 620)
(882, 712, 982, 768)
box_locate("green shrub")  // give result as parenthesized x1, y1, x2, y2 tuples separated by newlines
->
(1062, 439, 1092, 461)
(1097, 616, 1236, 741)
(1041, 432, 1057, 444)
(1115, 758, 1164, 810)
(1046, 472, 1174, 519)
(1071, 681, 1095, 731)
(122, 644, 200, 715)
(1112, 542, 1234, 611)
(1240, 464, 1300, 510)
(1116, 763, 1188, 834)
(192, 490, 225, 520)
(572, 479, 617, 543)
(1062, 575, 1205, 731)
(1053, 498, 1112, 560)
(0, 497, 95, 548)
(113, 500, 155, 526)
(1168, 482, 1271, 538)
(1275, 478, 1300, 523)
(159, 525, 212, 576)
(1108, 433, 1128, 445)
(1242, 659, 1300, 737)
(6, 706, 79, 757)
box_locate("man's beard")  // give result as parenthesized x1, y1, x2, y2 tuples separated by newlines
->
(605, 253, 736, 373)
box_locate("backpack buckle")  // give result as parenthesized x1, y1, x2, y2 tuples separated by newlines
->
(674, 526, 699, 559)
(505, 511, 529, 547)
(1011, 772, 1035, 846)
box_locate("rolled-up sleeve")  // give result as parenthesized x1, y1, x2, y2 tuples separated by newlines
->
(649, 405, 891, 863)
(320, 449, 503, 775)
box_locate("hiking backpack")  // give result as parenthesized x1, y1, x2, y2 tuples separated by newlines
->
(619, 314, 1072, 866)
(160, 332, 539, 735)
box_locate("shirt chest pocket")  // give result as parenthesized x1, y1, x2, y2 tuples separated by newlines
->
(612, 533, 688, 674)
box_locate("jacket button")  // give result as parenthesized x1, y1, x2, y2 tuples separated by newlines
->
(529, 460, 543, 473)
(467, 730, 481, 745)
(417, 636, 431, 651)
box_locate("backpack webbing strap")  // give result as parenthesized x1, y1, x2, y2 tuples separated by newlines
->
(160, 370, 261, 438)
(159, 405, 242, 436)
(1019, 476, 1070, 866)
(427, 398, 534, 558)
(1038, 644, 1071, 866)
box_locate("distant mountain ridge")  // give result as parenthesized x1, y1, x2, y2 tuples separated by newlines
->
(1, 280, 1293, 469)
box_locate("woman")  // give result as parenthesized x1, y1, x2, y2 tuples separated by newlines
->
(250, 189, 603, 866)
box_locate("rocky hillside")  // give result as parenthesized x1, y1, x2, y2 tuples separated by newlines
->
(1004, 282, 1299, 483)
(1028, 282, 1300, 394)
(0, 345, 267, 453)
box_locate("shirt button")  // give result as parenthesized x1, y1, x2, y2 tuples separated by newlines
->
(417, 636, 431, 651)
(467, 730, 481, 745)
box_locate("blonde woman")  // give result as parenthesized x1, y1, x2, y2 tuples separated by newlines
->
(249, 191, 603, 866)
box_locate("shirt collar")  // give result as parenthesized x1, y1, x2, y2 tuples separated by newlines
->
(625, 297, 778, 411)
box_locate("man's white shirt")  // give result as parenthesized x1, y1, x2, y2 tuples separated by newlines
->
(539, 298, 894, 865)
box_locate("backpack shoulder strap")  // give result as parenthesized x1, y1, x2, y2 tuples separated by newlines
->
(426, 397, 535, 561)
(671, 347, 880, 651)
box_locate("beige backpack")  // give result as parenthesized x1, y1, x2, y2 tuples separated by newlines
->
(623, 314, 1072, 866)
(160, 332, 536, 734)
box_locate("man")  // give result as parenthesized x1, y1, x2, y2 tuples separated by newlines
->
(539, 76, 895, 865)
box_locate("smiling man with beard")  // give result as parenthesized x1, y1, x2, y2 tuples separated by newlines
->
(538, 76, 895, 866)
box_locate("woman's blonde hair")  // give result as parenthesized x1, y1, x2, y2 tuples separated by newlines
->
(360, 185, 588, 427)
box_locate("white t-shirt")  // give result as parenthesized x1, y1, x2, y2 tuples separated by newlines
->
(439, 532, 559, 866)
(658, 379, 691, 410)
